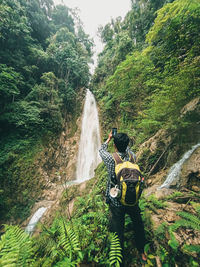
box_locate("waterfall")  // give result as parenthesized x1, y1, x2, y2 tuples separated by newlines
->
(159, 143, 200, 189)
(25, 90, 101, 233)
(76, 89, 101, 182)
(25, 207, 47, 235)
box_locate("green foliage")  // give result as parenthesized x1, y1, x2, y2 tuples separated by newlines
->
(33, 218, 83, 266)
(1, 1, 200, 267)
(145, 194, 167, 213)
(57, 220, 82, 258)
(0, 162, 199, 267)
(31, 168, 110, 266)
(146, 0, 200, 47)
(93, 0, 200, 145)
(4, 100, 43, 130)
(0, 0, 92, 221)
(92, 0, 170, 86)
(158, 246, 169, 265)
(109, 233, 122, 266)
(143, 243, 156, 267)
(68, 173, 109, 265)
(152, 201, 200, 266)
(191, 202, 200, 214)
(166, 191, 184, 200)
(155, 222, 168, 240)
(0, 0, 91, 133)
(163, 204, 200, 264)
(51, 5, 75, 33)
(168, 227, 179, 251)
(53, 257, 77, 267)
(0, 64, 23, 107)
(0, 135, 43, 222)
(182, 244, 200, 255)
(188, 258, 200, 267)
(0, 225, 33, 267)
(175, 211, 200, 231)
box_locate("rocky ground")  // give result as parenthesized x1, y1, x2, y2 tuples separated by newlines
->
(21, 114, 83, 231)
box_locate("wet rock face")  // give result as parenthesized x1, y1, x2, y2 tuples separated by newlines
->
(181, 147, 200, 189)
(181, 97, 200, 116)
(32, 129, 77, 196)
(137, 97, 200, 187)
(33, 90, 86, 195)
(136, 129, 172, 174)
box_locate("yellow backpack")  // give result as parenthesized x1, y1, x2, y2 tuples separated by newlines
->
(113, 152, 144, 206)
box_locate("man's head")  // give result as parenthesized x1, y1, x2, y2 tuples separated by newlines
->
(113, 133, 129, 152)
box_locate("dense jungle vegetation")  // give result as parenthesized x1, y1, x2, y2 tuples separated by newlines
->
(91, 0, 200, 144)
(0, 0, 200, 266)
(0, 0, 92, 222)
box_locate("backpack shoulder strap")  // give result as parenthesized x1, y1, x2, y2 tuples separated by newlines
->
(112, 152, 123, 165)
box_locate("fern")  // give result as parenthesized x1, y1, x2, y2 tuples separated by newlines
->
(34, 217, 83, 266)
(164, 207, 200, 263)
(182, 244, 200, 255)
(34, 228, 59, 259)
(166, 191, 184, 200)
(0, 225, 34, 267)
(155, 222, 168, 240)
(145, 195, 167, 214)
(158, 246, 169, 263)
(57, 219, 81, 257)
(53, 257, 77, 267)
(168, 227, 179, 251)
(191, 202, 200, 215)
(109, 233, 122, 267)
(176, 211, 200, 231)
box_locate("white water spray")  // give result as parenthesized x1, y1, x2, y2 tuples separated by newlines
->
(76, 89, 101, 182)
(159, 143, 200, 189)
(25, 207, 47, 235)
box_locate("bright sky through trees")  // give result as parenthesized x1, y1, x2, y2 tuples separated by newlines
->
(53, 0, 131, 71)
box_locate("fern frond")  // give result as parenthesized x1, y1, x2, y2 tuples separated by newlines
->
(176, 211, 200, 231)
(0, 225, 34, 267)
(54, 256, 77, 267)
(59, 220, 81, 251)
(175, 219, 200, 232)
(168, 227, 179, 251)
(182, 244, 200, 255)
(109, 233, 122, 266)
(191, 202, 200, 215)
(155, 222, 168, 238)
(158, 245, 169, 262)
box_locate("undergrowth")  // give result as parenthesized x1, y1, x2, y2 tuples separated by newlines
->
(0, 164, 199, 266)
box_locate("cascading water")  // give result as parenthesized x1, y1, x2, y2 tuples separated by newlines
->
(25, 207, 47, 235)
(76, 89, 101, 182)
(158, 143, 200, 189)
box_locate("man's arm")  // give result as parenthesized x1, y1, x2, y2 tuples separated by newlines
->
(99, 131, 115, 169)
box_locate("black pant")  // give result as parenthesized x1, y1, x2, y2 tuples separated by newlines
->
(109, 204, 146, 254)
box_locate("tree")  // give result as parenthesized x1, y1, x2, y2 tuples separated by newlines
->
(51, 4, 75, 33)
(47, 27, 90, 91)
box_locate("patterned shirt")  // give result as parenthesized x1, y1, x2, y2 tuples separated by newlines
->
(99, 142, 136, 207)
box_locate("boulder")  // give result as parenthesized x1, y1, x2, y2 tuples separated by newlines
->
(180, 147, 200, 188)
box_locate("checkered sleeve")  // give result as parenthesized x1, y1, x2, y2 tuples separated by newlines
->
(99, 143, 115, 169)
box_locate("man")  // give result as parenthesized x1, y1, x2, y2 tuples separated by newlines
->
(99, 131, 147, 264)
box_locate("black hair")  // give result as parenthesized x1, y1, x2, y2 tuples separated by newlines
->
(114, 133, 129, 152)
